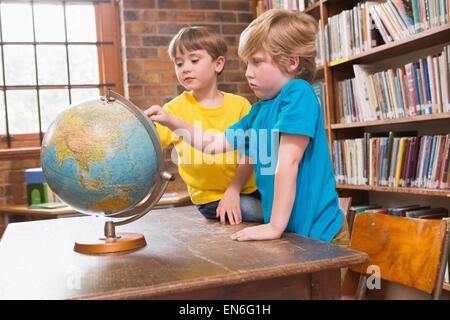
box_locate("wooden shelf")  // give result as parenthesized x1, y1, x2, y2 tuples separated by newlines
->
(329, 24, 450, 68)
(336, 184, 450, 197)
(331, 112, 450, 129)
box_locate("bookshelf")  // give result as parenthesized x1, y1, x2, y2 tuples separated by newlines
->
(253, 0, 450, 293)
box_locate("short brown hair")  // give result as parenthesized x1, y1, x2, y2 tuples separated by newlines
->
(168, 26, 227, 62)
(238, 9, 318, 83)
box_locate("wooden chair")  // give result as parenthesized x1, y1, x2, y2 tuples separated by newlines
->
(349, 212, 450, 300)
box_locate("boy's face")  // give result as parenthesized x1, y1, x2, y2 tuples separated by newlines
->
(245, 50, 295, 100)
(173, 47, 223, 92)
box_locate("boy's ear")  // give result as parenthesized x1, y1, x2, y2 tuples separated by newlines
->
(215, 56, 225, 74)
(287, 56, 300, 73)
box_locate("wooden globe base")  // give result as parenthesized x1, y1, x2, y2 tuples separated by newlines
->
(74, 232, 146, 254)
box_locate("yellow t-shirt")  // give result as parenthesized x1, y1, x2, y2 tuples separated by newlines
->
(155, 91, 257, 205)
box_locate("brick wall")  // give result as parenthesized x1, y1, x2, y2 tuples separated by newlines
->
(120, 0, 256, 192)
(121, 0, 255, 106)
(0, 156, 41, 237)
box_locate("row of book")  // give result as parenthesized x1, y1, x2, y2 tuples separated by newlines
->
(338, 45, 449, 123)
(332, 132, 450, 189)
(327, 0, 449, 64)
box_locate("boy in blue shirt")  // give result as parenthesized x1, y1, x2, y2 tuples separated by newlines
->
(145, 9, 349, 245)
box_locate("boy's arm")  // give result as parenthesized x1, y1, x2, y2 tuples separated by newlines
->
(216, 155, 254, 225)
(145, 105, 234, 154)
(230, 133, 310, 241)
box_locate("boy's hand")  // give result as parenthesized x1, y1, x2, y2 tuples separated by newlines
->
(230, 223, 282, 241)
(216, 189, 242, 225)
(144, 105, 172, 126)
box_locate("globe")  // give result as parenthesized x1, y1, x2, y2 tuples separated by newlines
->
(41, 90, 171, 218)
(40, 90, 173, 253)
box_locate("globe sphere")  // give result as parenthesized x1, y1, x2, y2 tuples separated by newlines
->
(41, 96, 160, 217)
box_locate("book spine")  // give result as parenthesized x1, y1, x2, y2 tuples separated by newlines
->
(426, 135, 438, 188)
(411, 0, 422, 32)
(398, 67, 409, 116)
(414, 136, 425, 187)
(415, 64, 425, 114)
(404, 63, 418, 115)
(395, 137, 406, 187)
(421, 58, 432, 114)
(400, 138, 411, 187)
(406, 137, 416, 187)
(438, 134, 449, 188)
(421, 136, 433, 188)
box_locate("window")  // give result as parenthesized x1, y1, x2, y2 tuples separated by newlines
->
(0, 0, 123, 150)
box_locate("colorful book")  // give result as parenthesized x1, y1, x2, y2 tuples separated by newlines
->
(28, 202, 67, 209)
(391, 0, 416, 34)
(405, 207, 448, 218)
(388, 204, 430, 217)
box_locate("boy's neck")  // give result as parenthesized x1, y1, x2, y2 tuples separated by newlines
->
(191, 83, 224, 109)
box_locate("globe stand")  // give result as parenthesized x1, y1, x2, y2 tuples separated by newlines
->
(72, 90, 174, 254)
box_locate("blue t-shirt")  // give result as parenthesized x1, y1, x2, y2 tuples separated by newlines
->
(224, 79, 343, 242)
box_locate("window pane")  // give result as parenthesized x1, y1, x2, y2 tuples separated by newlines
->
(1, 3, 33, 42)
(71, 88, 100, 105)
(37, 45, 68, 85)
(68, 45, 99, 85)
(34, 3, 65, 42)
(0, 92, 5, 135)
(66, 4, 97, 42)
(40, 89, 69, 132)
(6, 90, 39, 134)
(4, 45, 36, 86)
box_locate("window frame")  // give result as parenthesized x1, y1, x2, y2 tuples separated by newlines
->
(0, 0, 123, 159)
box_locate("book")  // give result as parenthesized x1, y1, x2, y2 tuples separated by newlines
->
(388, 204, 430, 216)
(25, 168, 46, 184)
(438, 134, 449, 189)
(28, 202, 67, 209)
(421, 58, 432, 114)
(405, 207, 448, 218)
(404, 62, 418, 115)
(27, 183, 49, 206)
(390, 0, 416, 35)
(364, 208, 389, 214)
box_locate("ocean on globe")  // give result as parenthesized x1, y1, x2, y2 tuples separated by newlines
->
(41, 98, 159, 216)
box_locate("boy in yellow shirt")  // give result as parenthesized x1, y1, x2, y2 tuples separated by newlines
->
(155, 26, 262, 225)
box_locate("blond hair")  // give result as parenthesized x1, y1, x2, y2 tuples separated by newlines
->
(168, 26, 227, 74)
(238, 9, 318, 83)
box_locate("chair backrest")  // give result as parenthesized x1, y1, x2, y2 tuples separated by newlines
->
(350, 212, 450, 299)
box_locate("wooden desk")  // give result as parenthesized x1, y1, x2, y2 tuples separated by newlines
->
(0, 205, 368, 300)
